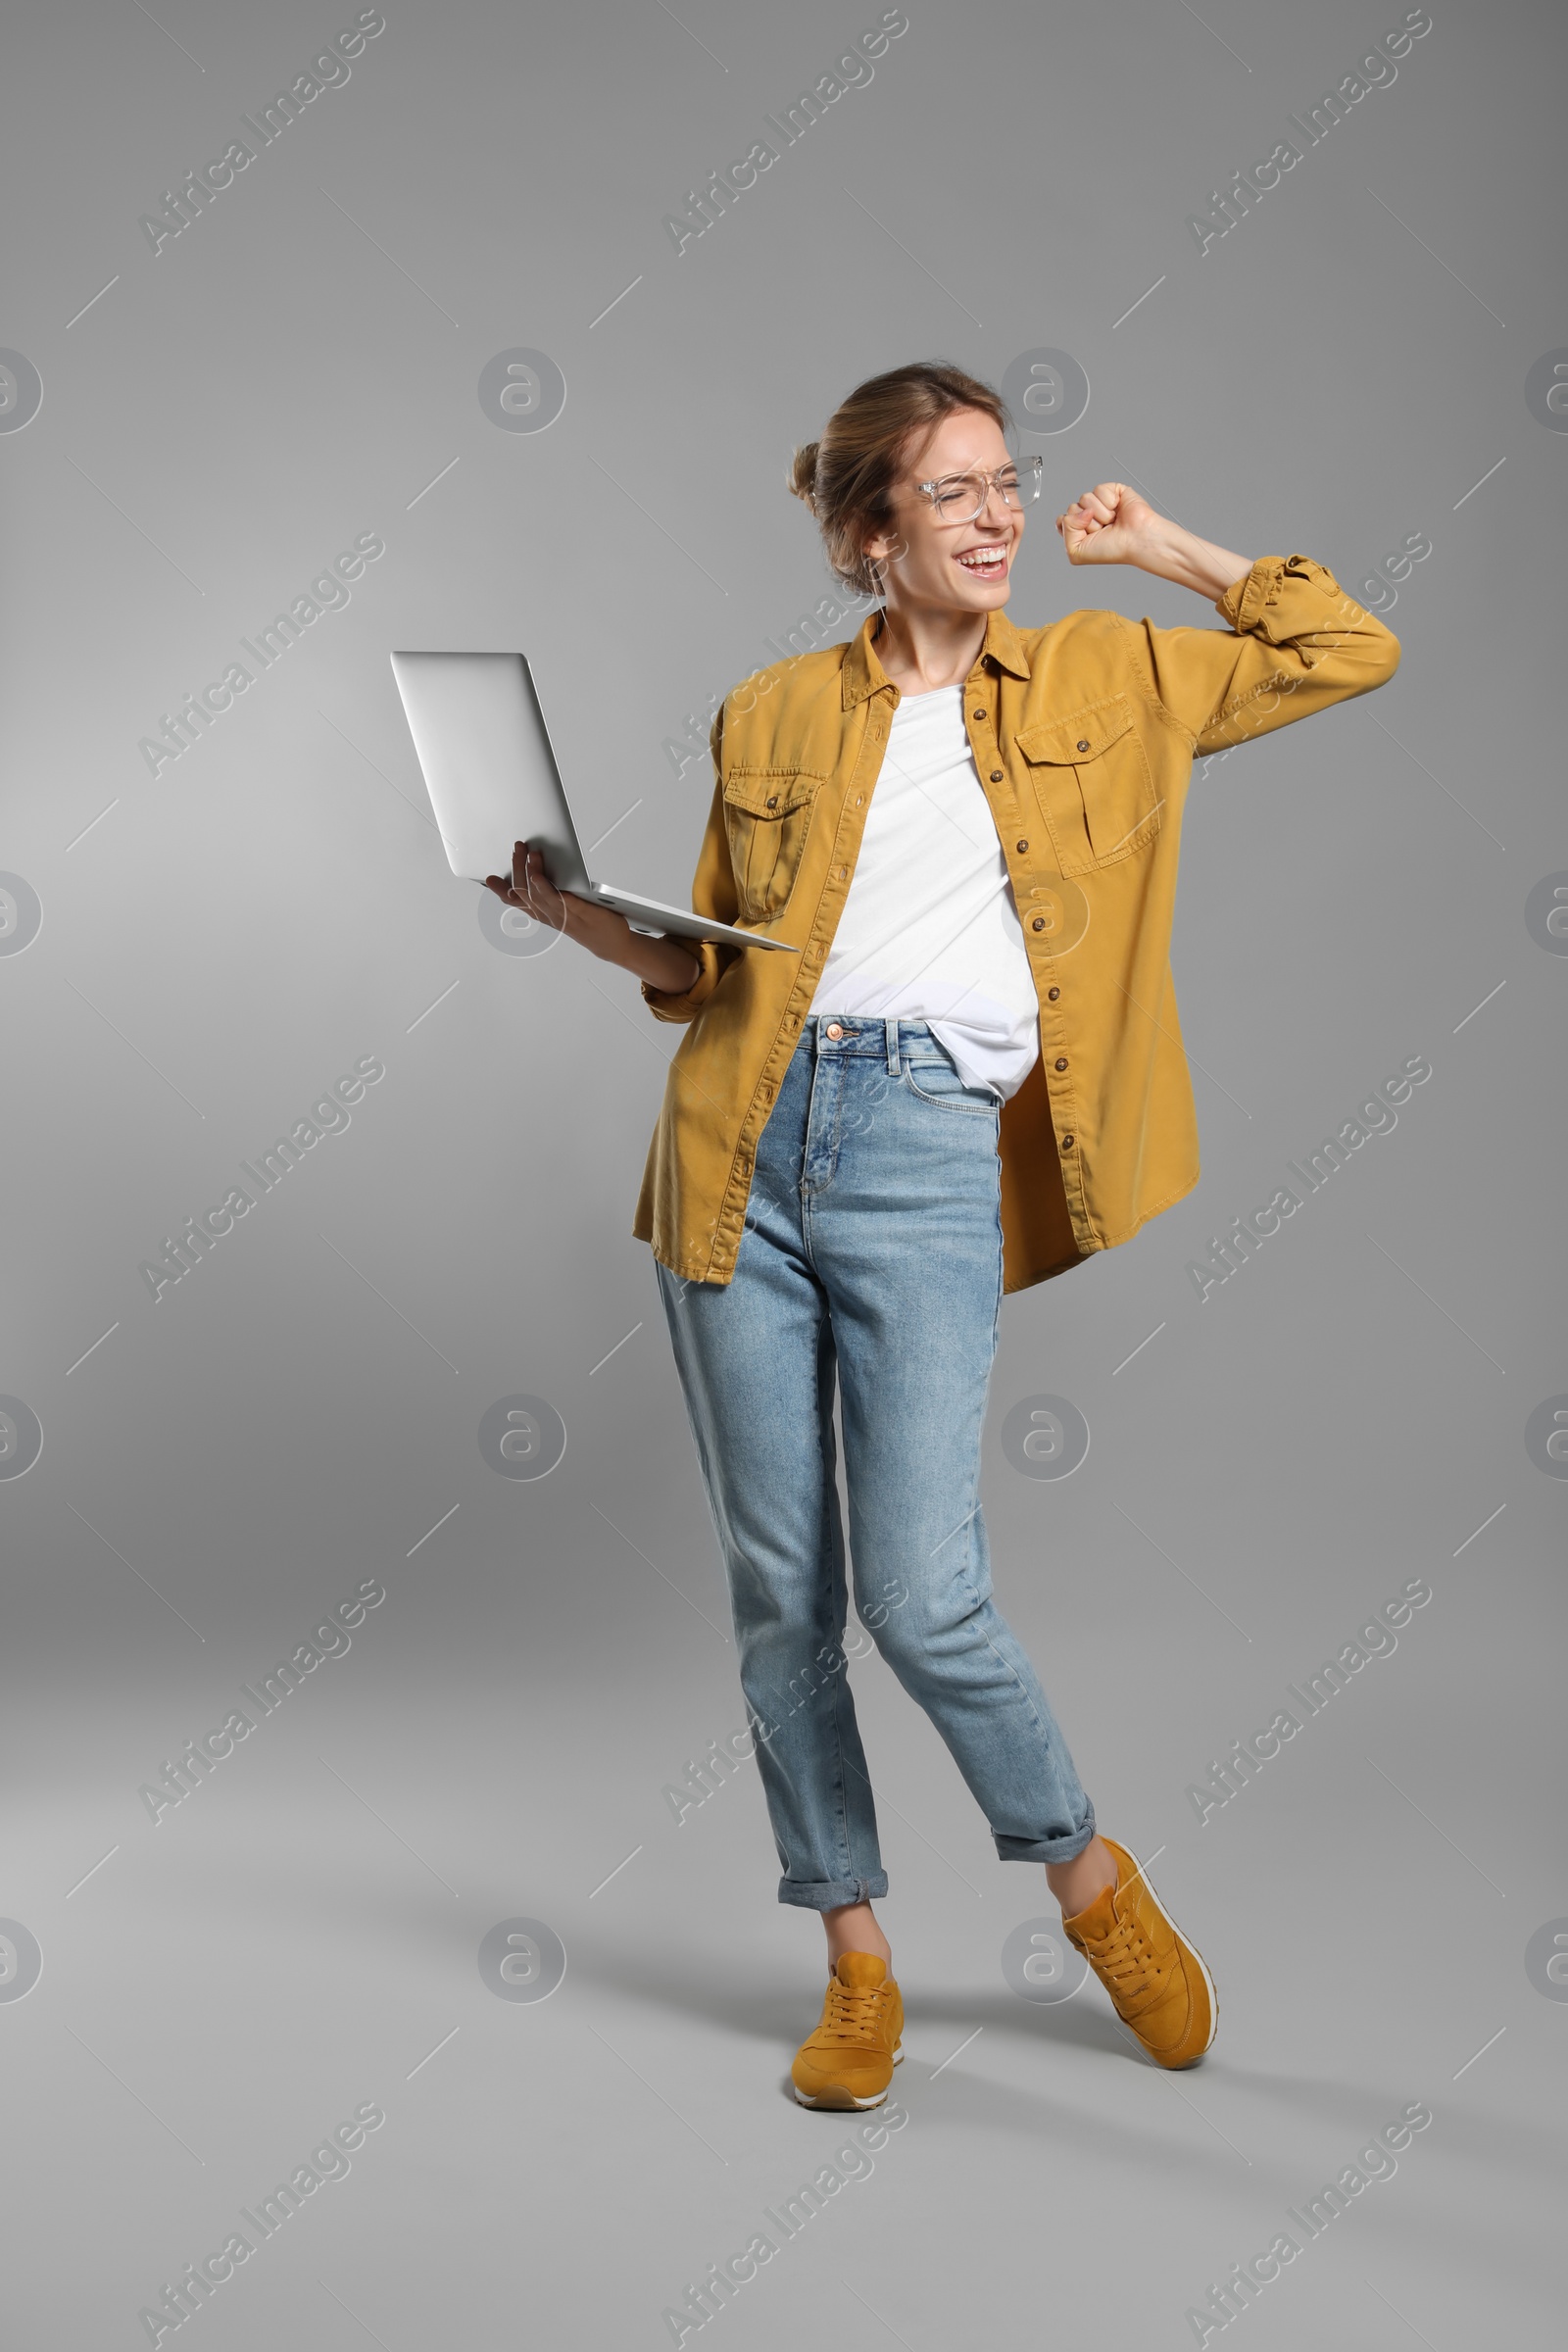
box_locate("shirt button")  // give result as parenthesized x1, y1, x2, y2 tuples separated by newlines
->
(1061, 1133, 1075, 1150)
(1031, 916, 1046, 932)
(990, 769, 1004, 782)
(1015, 838, 1028, 853)
(1047, 986, 1059, 1001)
(1076, 738, 1090, 753)
(825, 1021, 844, 1039)
(766, 794, 779, 808)
(973, 707, 987, 719)
(1054, 1056, 1068, 1071)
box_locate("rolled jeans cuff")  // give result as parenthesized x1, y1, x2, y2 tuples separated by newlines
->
(777, 1872, 890, 1913)
(993, 1804, 1097, 1868)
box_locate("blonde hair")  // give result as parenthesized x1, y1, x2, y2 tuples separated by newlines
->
(788, 360, 1010, 597)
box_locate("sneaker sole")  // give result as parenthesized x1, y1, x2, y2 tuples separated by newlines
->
(1114, 1840, 1218, 2064)
(792, 2043, 904, 2109)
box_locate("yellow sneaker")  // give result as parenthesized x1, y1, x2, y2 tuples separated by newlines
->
(790, 1953, 904, 2109)
(1062, 1837, 1216, 2069)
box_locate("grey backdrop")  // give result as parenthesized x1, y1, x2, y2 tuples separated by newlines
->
(3, 0, 1564, 2344)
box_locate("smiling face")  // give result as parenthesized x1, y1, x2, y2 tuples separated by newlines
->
(861, 406, 1023, 620)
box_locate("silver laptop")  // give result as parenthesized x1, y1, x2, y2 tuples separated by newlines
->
(389, 650, 795, 953)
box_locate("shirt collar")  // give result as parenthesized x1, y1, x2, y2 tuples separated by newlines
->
(982, 608, 1033, 680)
(841, 606, 1033, 708)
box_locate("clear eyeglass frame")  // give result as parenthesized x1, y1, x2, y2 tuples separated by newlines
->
(913, 455, 1045, 524)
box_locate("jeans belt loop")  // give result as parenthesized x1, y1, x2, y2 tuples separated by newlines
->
(885, 1016, 901, 1075)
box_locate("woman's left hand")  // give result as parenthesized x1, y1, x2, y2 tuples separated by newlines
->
(1055, 480, 1162, 566)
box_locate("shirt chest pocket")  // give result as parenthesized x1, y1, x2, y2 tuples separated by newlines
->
(720, 767, 822, 921)
(1014, 694, 1160, 877)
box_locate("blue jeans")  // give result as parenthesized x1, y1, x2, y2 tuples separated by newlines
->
(655, 1014, 1096, 1911)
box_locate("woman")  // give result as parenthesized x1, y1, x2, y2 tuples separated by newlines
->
(486, 362, 1399, 2109)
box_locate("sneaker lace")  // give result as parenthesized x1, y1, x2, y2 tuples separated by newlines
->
(1094, 1913, 1164, 2005)
(821, 1978, 889, 2044)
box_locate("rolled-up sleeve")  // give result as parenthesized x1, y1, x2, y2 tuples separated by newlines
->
(639, 714, 745, 1026)
(639, 936, 731, 1024)
(1129, 553, 1401, 759)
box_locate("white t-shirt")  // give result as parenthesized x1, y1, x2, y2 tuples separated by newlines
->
(808, 683, 1041, 1102)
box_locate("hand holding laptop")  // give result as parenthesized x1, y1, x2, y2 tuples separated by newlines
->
(483, 843, 701, 995)
(388, 651, 798, 985)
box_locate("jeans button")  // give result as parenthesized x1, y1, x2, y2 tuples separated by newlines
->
(825, 1021, 844, 1040)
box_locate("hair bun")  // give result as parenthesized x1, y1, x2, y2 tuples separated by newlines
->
(787, 441, 820, 507)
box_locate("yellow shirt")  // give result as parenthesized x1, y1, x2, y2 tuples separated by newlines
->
(633, 553, 1399, 1296)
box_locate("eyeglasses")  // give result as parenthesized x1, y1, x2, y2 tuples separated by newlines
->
(912, 456, 1044, 524)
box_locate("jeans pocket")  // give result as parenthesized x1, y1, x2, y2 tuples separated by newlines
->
(901, 1053, 1000, 1116)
